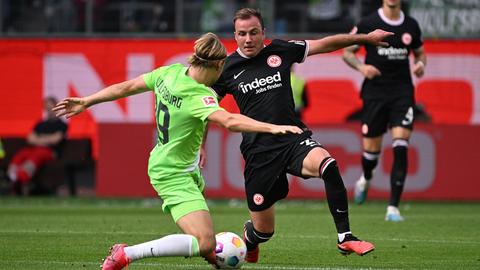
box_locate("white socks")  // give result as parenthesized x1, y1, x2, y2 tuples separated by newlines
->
(338, 231, 352, 242)
(123, 234, 200, 262)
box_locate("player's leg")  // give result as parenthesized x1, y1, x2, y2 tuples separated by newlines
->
(244, 206, 275, 263)
(385, 98, 414, 221)
(101, 207, 214, 270)
(123, 207, 215, 259)
(355, 99, 389, 204)
(242, 151, 288, 263)
(8, 146, 54, 183)
(298, 142, 375, 256)
(301, 147, 350, 234)
(102, 171, 215, 270)
(7, 147, 31, 182)
(386, 127, 411, 221)
(354, 136, 382, 204)
(176, 208, 216, 259)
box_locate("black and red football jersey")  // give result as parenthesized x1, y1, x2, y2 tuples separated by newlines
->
(354, 8, 423, 100)
(212, 39, 312, 154)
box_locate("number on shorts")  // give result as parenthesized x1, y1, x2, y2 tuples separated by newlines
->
(402, 106, 414, 125)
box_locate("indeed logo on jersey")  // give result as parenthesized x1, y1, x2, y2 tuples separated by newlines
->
(377, 46, 408, 60)
(238, 71, 283, 94)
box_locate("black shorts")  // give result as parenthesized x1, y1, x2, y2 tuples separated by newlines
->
(361, 96, 415, 137)
(243, 137, 323, 211)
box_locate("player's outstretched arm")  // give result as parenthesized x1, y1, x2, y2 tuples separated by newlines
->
(53, 75, 150, 118)
(207, 110, 303, 135)
(307, 29, 393, 56)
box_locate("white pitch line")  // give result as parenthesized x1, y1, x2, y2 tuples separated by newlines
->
(3, 260, 400, 270)
(0, 230, 477, 245)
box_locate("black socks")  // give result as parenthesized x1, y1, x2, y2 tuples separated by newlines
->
(390, 139, 408, 207)
(320, 157, 350, 233)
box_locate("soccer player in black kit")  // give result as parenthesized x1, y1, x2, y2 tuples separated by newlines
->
(342, 0, 427, 221)
(212, 8, 393, 262)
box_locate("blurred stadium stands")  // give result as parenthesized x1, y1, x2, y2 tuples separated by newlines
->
(0, 0, 478, 38)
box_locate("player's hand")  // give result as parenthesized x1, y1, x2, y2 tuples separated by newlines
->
(366, 29, 394, 47)
(413, 61, 425, 78)
(271, 125, 304, 135)
(52, 97, 87, 119)
(359, 64, 381, 79)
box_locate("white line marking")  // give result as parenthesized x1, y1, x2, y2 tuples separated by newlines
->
(3, 260, 401, 270)
(0, 230, 477, 244)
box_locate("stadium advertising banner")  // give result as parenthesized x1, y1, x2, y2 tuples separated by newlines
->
(0, 39, 479, 199)
(97, 123, 480, 200)
(1, 39, 480, 137)
(410, 0, 480, 38)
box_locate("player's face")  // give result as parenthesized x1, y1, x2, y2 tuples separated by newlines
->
(234, 16, 265, 58)
(384, 0, 401, 8)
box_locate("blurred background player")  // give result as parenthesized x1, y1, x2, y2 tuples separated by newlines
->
(342, 0, 426, 221)
(7, 96, 68, 195)
(290, 64, 309, 120)
(0, 139, 4, 159)
(212, 8, 393, 262)
(53, 32, 302, 270)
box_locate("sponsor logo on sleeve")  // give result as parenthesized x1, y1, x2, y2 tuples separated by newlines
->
(202, 96, 217, 106)
(288, 40, 306, 46)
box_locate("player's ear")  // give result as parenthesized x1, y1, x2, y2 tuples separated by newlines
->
(216, 60, 226, 71)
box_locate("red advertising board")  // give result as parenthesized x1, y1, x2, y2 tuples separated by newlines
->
(98, 123, 480, 200)
(1, 39, 480, 138)
(1, 39, 479, 200)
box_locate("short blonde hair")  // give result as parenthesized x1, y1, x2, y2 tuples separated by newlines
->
(188, 32, 227, 69)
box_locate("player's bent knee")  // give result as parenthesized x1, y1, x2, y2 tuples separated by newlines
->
(303, 148, 331, 177)
(197, 235, 216, 256)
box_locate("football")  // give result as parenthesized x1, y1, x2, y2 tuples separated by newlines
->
(214, 232, 247, 269)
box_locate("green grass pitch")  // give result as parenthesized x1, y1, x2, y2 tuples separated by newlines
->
(0, 197, 479, 270)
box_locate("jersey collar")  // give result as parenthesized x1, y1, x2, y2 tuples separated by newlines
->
(236, 44, 267, 59)
(378, 8, 404, 26)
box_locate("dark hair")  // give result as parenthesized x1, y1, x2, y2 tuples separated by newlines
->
(188, 32, 227, 69)
(233, 8, 264, 29)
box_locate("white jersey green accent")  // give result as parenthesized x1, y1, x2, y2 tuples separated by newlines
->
(144, 63, 223, 182)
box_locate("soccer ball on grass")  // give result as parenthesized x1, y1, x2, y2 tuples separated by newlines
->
(214, 232, 247, 269)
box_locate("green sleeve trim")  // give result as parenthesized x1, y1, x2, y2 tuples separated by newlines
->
(190, 236, 200, 257)
(143, 72, 155, 90)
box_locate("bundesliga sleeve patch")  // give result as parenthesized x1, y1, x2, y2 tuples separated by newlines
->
(288, 40, 306, 46)
(202, 96, 218, 107)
